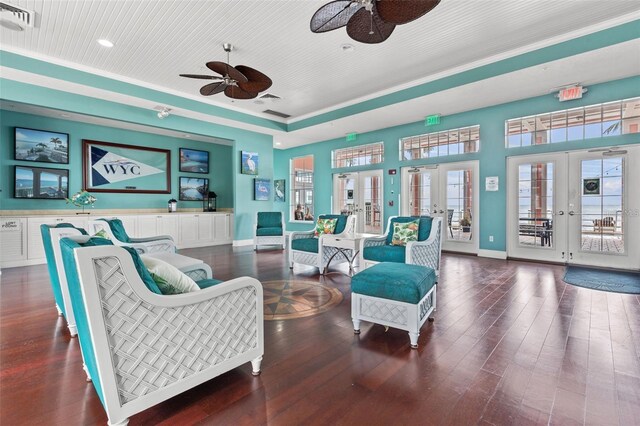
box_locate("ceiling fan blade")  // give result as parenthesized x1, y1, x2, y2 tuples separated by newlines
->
(206, 61, 249, 83)
(376, 0, 441, 25)
(235, 65, 272, 93)
(179, 74, 222, 80)
(310, 0, 361, 33)
(224, 85, 258, 100)
(200, 82, 227, 96)
(346, 5, 395, 44)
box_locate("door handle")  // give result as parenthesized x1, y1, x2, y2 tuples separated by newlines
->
(438, 210, 444, 214)
(568, 211, 575, 216)
(557, 211, 564, 215)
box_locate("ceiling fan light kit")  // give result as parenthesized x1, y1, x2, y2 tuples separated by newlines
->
(311, 0, 441, 44)
(180, 43, 272, 100)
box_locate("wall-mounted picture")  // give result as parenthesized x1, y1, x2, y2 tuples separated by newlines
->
(254, 178, 271, 201)
(274, 179, 286, 202)
(179, 148, 209, 174)
(179, 176, 209, 201)
(241, 151, 259, 175)
(14, 127, 69, 164)
(83, 140, 170, 193)
(14, 165, 68, 199)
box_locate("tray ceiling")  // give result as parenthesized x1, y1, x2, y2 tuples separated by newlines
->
(1, 0, 638, 121)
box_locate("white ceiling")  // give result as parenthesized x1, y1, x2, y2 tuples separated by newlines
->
(1, 0, 639, 122)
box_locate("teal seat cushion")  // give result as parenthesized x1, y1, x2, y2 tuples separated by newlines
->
(257, 212, 282, 228)
(362, 245, 406, 263)
(351, 262, 437, 304)
(385, 216, 433, 245)
(101, 218, 131, 243)
(196, 278, 223, 289)
(256, 227, 283, 236)
(40, 223, 88, 318)
(291, 237, 319, 253)
(319, 214, 348, 234)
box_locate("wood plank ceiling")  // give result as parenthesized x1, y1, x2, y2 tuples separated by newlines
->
(1, 0, 638, 119)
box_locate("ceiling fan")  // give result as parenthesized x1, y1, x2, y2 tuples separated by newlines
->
(179, 43, 272, 99)
(310, 0, 441, 44)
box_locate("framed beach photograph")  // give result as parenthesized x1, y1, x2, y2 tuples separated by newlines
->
(241, 151, 259, 175)
(179, 176, 209, 201)
(14, 127, 69, 164)
(274, 179, 286, 202)
(14, 165, 68, 199)
(82, 139, 171, 193)
(254, 178, 271, 201)
(179, 148, 209, 173)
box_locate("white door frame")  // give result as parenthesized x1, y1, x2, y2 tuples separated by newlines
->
(400, 160, 479, 254)
(332, 169, 384, 234)
(507, 145, 640, 270)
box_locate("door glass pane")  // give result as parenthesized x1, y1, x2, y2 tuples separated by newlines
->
(518, 163, 554, 248)
(408, 172, 432, 216)
(580, 158, 624, 253)
(335, 176, 356, 216)
(446, 169, 473, 241)
(362, 175, 382, 234)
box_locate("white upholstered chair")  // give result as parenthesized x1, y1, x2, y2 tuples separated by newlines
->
(360, 216, 443, 278)
(289, 214, 356, 271)
(88, 218, 176, 254)
(254, 211, 286, 249)
(61, 240, 264, 426)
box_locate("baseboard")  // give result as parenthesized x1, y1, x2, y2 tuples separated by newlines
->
(233, 239, 255, 247)
(478, 249, 507, 260)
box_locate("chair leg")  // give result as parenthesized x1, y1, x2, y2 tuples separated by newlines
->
(409, 332, 419, 349)
(449, 226, 453, 238)
(353, 319, 361, 334)
(251, 355, 263, 376)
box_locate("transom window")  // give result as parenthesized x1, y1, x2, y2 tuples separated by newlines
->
(290, 155, 314, 222)
(400, 125, 480, 161)
(506, 97, 640, 148)
(332, 142, 384, 168)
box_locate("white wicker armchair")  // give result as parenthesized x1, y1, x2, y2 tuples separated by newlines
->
(360, 216, 443, 278)
(289, 215, 357, 271)
(88, 218, 176, 254)
(254, 211, 286, 250)
(65, 243, 264, 426)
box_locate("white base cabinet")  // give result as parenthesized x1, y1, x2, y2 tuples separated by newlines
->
(0, 212, 233, 268)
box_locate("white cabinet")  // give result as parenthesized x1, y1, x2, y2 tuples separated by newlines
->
(213, 214, 232, 242)
(178, 214, 217, 247)
(1, 212, 234, 268)
(158, 215, 179, 241)
(27, 216, 88, 260)
(0, 218, 28, 266)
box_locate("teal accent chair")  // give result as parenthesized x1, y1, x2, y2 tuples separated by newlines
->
(360, 216, 443, 279)
(254, 212, 285, 250)
(88, 218, 176, 254)
(40, 223, 88, 336)
(289, 214, 357, 272)
(60, 239, 264, 426)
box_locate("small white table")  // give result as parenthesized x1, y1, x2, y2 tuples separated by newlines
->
(322, 233, 377, 275)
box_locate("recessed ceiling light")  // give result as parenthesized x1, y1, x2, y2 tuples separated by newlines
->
(60, 113, 71, 118)
(340, 43, 355, 53)
(184, 134, 191, 138)
(275, 142, 281, 146)
(97, 39, 114, 48)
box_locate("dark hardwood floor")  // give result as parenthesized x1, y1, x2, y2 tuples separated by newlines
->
(1, 246, 639, 425)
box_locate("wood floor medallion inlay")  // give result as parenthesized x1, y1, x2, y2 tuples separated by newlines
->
(262, 280, 343, 320)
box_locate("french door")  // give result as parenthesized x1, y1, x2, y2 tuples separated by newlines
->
(400, 161, 479, 254)
(507, 145, 640, 269)
(332, 169, 384, 234)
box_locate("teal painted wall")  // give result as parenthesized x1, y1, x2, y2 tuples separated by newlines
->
(275, 76, 640, 252)
(0, 109, 233, 210)
(0, 79, 275, 241)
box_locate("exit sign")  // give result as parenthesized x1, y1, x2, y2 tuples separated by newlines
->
(346, 132, 357, 142)
(425, 114, 441, 126)
(558, 85, 584, 102)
